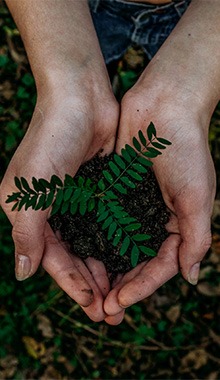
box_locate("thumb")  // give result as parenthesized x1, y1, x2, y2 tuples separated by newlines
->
(12, 210, 46, 281)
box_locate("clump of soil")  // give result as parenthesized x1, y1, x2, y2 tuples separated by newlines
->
(49, 154, 170, 278)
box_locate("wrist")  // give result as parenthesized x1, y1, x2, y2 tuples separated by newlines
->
(135, 60, 218, 132)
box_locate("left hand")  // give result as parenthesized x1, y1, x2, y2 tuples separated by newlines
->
(103, 67, 216, 323)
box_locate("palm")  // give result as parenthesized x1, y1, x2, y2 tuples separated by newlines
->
(103, 87, 216, 320)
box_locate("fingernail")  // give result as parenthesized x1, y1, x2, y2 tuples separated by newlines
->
(15, 254, 31, 281)
(188, 262, 200, 285)
(119, 303, 129, 309)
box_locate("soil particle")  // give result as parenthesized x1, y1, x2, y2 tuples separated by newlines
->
(49, 154, 170, 278)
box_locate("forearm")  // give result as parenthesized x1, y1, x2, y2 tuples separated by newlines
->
(5, 0, 110, 94)
(140, 0, 220, 120)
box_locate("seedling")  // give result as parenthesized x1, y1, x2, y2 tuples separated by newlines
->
(6, 122, 171, 267)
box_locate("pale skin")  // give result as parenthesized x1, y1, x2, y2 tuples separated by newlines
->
(0, 0, 219, 325)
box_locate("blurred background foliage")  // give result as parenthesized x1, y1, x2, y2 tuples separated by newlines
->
(1, 2, 220, 379)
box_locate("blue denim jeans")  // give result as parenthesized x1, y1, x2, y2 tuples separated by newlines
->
(88, 0, 191, 63)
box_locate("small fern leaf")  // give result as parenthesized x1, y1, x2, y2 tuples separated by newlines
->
(132, 234, 151, 242)
(14, 177, 22, 192)
(70, 201, 78, 216)
(121, 148, 132, 163)
(32, 177, 43, 193)
(102, 216, 113, 230)
(131, 162, 148, 174)
(107, 201, 120, 209)
(131, 245, 140, 267)
(6, 192, 21, 204)
(147, 122, 157, 141)
(18, 194, 29, 211)
(121, 176, 136, 189)
(35, 193, 46, 210)
(55, 188, 64, 206)
(64, 174, 75, 187)
(79, 199, 87, 216)
(125, 144, 137, 158)
(108, 161, 121, 176)
(107, 221, 117, 240)
(118, 216, 136, 225)
(139, 246, 157, 256)
(132, 137, 142, 152)
(114, 154, 126, 169)
(51, 174, 63, 188)
(97, 200, 106, 214)
(70, 188, 82, 204)
(78, 190, 92, 215)
(124, 223, 141, 232)
(157, 137, 172, 145)
(151, 141, 166, 150)
(85, 178, 92, 188)
(147, 147, 162, 156)
(61, 200, 70, 215)
(120, 236, 130, 256)
(138, 130, 147, 147)
(98, 179, 106, 191)
(51, 201, 61, 216)
(64, 187, 74, 202)
(114, 210, 129, 219)
(97, 210, 109, 223)
(44, 189, 55, 209)
(136, 156, 153, 167)
(21, 177, 34, 193)
(12, 202, 19, 211)
(113, 183, 127, 194)
(143, 149, 160, 158)
(104, 190, 118, 200)
(26, 194, 38, 210)
(81, 190, 92, 203)
(107, 202, 124, 214)
(87, 198, 96, 212)
(103, 170, 114, 184)
(77, 176, 85, 187)
(39, 178, 52, 190)
(127, 169, 142, 181)
(112, 228, 123, 246)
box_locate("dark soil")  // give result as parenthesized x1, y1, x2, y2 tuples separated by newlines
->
(49, 154, 170, 278)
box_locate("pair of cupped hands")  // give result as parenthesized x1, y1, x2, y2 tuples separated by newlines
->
(0, 61, 216, 325)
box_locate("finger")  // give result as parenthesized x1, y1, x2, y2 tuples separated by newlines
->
(42, 224, 106, 321)
(12, 209, 47, 281)
(104, 310, 125, 325)
(104, 235, 181, 314)
(104, 262, 147, 315)
(84, 257, 110, 297)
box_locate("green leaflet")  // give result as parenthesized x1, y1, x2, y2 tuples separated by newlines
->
(131, 245, 140, 267)
(108, 161, 121, 177)
(120, 236, 130, 256)
(114, 154, 126, 169)
(147, 121, 157, 141)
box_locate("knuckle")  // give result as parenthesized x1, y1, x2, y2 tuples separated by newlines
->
(12, 226, 30, 242)
(12, 225, 33, 253)
(44, 232, 60, 248)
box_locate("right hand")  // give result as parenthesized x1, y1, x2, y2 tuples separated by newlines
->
(0, 81, 125, 323)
